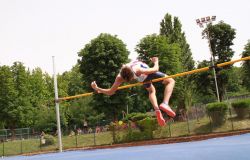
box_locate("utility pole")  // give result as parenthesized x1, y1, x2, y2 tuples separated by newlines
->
(196, 16, 220, 102)
(52, 56, 63, 152)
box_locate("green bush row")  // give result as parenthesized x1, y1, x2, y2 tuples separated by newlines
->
(124, 112, 150, 122)
(231, 99, 250, 118)
(206, 99, 250, 125)
(206, 102, 229, 125)
(41, 134, 56, 146)
(115, 113, 158, 143)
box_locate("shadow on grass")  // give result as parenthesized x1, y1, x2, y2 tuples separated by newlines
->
(193, 121, 228, 134)
(228, 116, 249, 121)
(193, 122, 212, 134)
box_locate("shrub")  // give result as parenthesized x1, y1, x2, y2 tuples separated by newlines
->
(231, 99, 250, 119)
(136, 117, 157, 131)
(125, 112, 150, 122)
(206, 102, 228, 125)
(122, 129, 145, 142)
(117, 117, 158, 143)
(42, 134, 55, 146)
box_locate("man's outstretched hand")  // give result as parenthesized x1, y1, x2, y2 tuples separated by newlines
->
(91, 81, 100, 93)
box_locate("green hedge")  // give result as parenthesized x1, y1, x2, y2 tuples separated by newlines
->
(41, 134, 55, 146)
(115, 112, 158, 143)
(124, 112, 150, 122)
(231, 99, 250, 119)
(121, 117, 157, 142)
(206, 102, 229, 125)
(136, 117, 158, 139)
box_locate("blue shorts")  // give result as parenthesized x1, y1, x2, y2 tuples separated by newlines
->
(143, 72, 166, 88)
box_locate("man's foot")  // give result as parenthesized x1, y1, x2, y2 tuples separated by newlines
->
(155, 110, 166, 126)
(159, 103, 176, 118)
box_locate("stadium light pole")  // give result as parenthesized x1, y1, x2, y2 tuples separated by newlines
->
(52, 56, 63, 152)
(196, 16, 220, 102)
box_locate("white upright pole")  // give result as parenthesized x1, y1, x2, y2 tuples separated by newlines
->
(207, 31, 220, 102)
(52, 56, 63, 152)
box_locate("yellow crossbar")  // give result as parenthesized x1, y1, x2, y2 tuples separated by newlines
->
(59, 56, 250, 101)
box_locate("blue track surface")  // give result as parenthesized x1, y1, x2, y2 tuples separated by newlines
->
(4, 133, 250, 160)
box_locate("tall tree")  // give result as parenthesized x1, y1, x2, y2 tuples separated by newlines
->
(241, 40, 250, 91)
(29, 68, 51, 108)
(160, 14, 194, 71)
(64, 64, 84, 96)
(160, 13, 195, 110)
(11, 62, 34, 127)
(194, 60, 217, 103)
(78, 33, 129, 121)
(206, 21, 236, 100)
(226, 66, 243, 94)
(0, 65, 16, 128)
(135, 34, 182, 108)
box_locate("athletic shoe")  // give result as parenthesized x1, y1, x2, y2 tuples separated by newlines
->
(159, 103, 176, 118)
(155, 110, 166, 126)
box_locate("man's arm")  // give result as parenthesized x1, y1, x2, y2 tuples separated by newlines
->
(137, 57, 159, 75)
(91, 75, 124, 96)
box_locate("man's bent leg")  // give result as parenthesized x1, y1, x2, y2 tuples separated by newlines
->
(160, 78, 176, 117)
(162, 78, 175, 104)
(146, 85, 165, 126)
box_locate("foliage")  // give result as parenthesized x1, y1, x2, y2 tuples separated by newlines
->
(0, 65, 16, 128)
(122, 117, 157, 142)
(87, 113, 105, 127)
(206, 102, 228, 125)
(124, 112, 151, 122)
(42, 134, 55, 146)
(115, 116, 158, 143)
(67, 98, 91, 128)
(135, 34, 182, 107)
(121, 129, 145, 142)
(231, 99, 250, 118)
(136, 117, 157, 139)
(194, 22, 236, 102)
(206, 102, 228, 112)
(34, 106, 57, 133)
(0, 60, 108, 133)
(207, 21, 236, 101)
(160, 14, 195, 71)
(78, 33, 129, 121)
(65, 64, 85, 96)
(226, 67, 243, 93)
(194, 60, 216, 103)
(241, 40, 250, 91)
(159, 13, 195, 110)
(0, 62, 34, 128)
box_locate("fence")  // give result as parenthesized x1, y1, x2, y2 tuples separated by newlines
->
(1, 101, 250, 157)
(0, 128, 36, 142)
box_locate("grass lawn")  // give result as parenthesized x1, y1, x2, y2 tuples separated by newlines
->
(0, 116, 249, 157)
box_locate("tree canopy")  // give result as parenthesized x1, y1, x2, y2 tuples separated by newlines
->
(78, 33, 130, 121)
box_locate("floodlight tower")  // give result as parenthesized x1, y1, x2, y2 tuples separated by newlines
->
(196, 16, 220, 102)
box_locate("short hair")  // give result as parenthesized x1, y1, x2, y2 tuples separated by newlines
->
(120, 66, 134, 82)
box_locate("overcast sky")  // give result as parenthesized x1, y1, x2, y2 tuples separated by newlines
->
(0, 0, 249, 75)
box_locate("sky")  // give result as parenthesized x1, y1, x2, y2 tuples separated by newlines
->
(0, 0, 250, 75)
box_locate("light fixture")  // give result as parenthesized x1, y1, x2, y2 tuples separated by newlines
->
(201, 17, 206, 23)
(211, 16, 216, 21)
(196, 19, 200, 24)
(206, 16, 211, 22)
